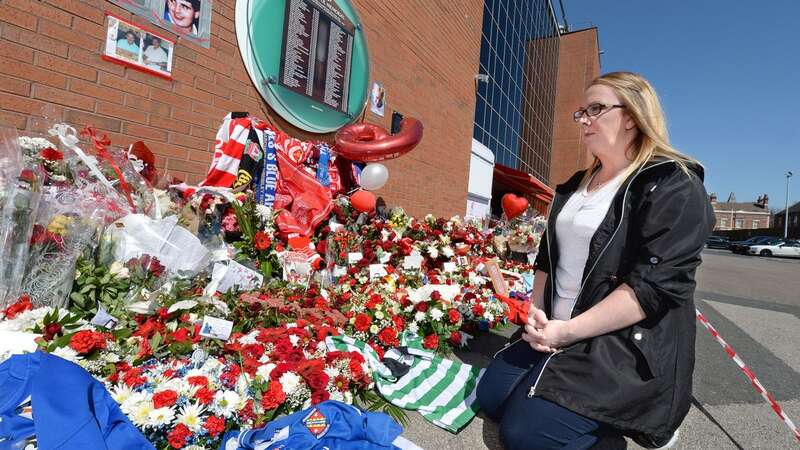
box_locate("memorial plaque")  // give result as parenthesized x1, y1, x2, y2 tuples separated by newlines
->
(280, 0, 354, 113)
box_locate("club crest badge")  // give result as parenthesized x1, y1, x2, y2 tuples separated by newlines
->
(303, 408, 329, 438)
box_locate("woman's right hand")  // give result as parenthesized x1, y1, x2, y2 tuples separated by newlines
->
(522, 305, 556, 353)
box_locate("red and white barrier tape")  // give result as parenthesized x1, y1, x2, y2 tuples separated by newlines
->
(696, 308, 800, 443)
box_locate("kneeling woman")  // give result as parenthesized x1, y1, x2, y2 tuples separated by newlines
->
(477, 72, 715, 449)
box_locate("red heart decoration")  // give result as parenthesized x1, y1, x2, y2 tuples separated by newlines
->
(350, 190, 376, 213)
(502, 194, 528, 220)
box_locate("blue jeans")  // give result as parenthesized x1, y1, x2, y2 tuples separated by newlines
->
(477, 340, 616, 450)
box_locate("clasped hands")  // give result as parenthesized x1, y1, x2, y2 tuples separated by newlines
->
(521, 305, 576, 353)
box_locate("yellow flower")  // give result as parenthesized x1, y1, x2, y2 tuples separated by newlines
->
(47, 215, 72, 234)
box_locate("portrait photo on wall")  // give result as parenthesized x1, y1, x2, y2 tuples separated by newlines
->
(370, 81, 386, 117)
(107, 0, 213, 48)
(104, 14, 175, 79)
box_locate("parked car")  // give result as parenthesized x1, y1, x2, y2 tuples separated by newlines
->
(729, 236, 778, 254)
(747, 240, 800, 258)
(705, 236, 730, 249)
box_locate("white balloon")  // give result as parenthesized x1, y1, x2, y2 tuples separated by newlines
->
(360, 163, 389, 191)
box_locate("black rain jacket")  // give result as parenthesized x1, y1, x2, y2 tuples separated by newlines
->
(527, 157, 715, 445)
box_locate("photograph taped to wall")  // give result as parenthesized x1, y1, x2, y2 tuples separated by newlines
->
(107, 0, 212, 48)
(104, 14, 176, 79)
(370, 81, 385, 116)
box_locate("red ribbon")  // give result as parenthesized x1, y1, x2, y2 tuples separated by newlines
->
(80, 127, 136, 212)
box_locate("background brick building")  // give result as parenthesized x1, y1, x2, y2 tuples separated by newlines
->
(0, 0, 484, 218)
(710, 192, 771, 231)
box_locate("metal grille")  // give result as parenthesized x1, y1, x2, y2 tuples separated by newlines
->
(473, 0, 560, 185)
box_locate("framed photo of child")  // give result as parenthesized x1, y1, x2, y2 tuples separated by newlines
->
(103, 14, 175, 79)
(107, 0, 213, 48)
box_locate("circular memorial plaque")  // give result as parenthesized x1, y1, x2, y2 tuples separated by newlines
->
(236, 0, 369, 133)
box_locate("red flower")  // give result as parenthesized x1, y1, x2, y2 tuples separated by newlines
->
(168, 423, 192, 449)
(311, 389, 330, 405)
(391, 316, 405, 330)
(261, 381, 286, 410)
(196, 387, 215, 405)
(41, 147, 63, 161)
(365, 294, 382, 310)
(450, 331, 462, 345)
(187, 375, 209, 388)
(423, 334, 439, 350)
(3, 295, 32, 320)
(204, 415, 226, 438)
(157, 307, 170, 319)
(122, 368, 146, 387)
(415, 302, 429, 313)
(430, 290, 442, 301)
(254, 231, 272, 251)
(170, 327, 191, 344)
(305, 370, 329, 391)
(472, 304, 485, 317)
(353, 313, 371, 332)
(152, 390, 178, 408)
(43, 322, 62, 341)
(69, 330, 107, 354)
(448, 309, 461, 324)
(378, 327, 398, 347)
(333, 375, 350, 392)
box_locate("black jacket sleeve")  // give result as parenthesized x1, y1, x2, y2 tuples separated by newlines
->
(534, 229, 550, 273)
(622, 168, 715, 318)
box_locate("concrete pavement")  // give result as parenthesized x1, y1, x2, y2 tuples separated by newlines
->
(401, 249, 800, 449)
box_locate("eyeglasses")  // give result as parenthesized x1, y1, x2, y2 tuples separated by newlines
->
(572, 103, 625, 122)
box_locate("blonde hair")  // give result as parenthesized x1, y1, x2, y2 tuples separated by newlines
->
(580, 71, 700, 185)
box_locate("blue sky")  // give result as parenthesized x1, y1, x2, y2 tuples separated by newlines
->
(558, 0, 800, 212)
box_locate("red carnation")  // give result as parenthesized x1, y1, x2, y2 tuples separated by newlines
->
(423, 334, 439, 350)
(378, 327, 398, 347)
(41, 147, 63, 161)
(448, 309, 461, 324)
(392, 316, 405, 330)
(430, 290, 442, 301)
(122, 367, 146, 387)
(472, 304, 485, 316)
(353, 313, 371, 332)
(415, 302, 429, 313)
(204, 415, 226, 438)
(170, 327, 191, 344)
(152, 390, 178, 408)
(3, 295, 32, 320)
(261, 381, 286, 410)
(254, 231, 272, 251)
(168, 423, 192, 449)
(196, 387, 215, 405)
(311, 389, 330, 405)
(305, 370, 329, 391)
(450, 331, 462, 345)
(187, 375, 208, 388)
(69, 330, 107, 354)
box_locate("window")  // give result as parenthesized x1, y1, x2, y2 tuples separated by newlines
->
(752, 220, 760, 229)
(794, 215, 799, 226)
(735, 219, 744, 229)
(720, 218, 728, 228)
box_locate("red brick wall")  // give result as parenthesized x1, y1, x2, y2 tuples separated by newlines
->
(550, 28, 599, 186)
(0, 0, 483, 218)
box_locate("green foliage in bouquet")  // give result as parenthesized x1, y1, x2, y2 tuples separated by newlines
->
(229, 194, 280, 282)
(69, 256, 130, 319)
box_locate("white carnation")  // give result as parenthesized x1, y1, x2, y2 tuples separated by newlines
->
(279, 371, 302, 396)
(430, 308, 444, 321)
(256, 363, 276, 381)
(408, 322, 419, 334)
(414, 311, 426, 322)
(442, 246, 455, 258)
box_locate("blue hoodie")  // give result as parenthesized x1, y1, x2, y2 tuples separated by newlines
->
(220, 400, 405, 450)
(0, 351, 153, 450)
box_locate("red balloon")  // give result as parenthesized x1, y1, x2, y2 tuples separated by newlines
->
(334, 117, 423, 162)
(502, 194, 529, 220)
(350, 190, 376, 213)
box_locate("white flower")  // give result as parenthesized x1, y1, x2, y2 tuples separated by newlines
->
(427, 245, 439, 259)
(442, 246, 455, 258)
(177, 402, 206, 431)
(374, 311, 384, 320)
(51, 345, 81, 363)
(369, 324, 379, 335)
(255, 204, 273, 225)
(324, 366, 341, 379)
(430, 308, 444, 321)
(256, 363, 276, 381)
(414, 311, 426, 322)
(109, 261, 130, 279)
(110, 384, 136, 406)
(130, 401, 154, 428)
(147, 406, 176, 428)
(404, 305, 414, 313)
(482, 311, 495, 322)
(119, 391, 149, 416)
(343, 391, 354, 404)
(408, 322, 419, 334)
(289, 334, 300, 346)
(279, 372, 302, 396)
(213, 390, 242, 418)
(329, 390, 345, 402)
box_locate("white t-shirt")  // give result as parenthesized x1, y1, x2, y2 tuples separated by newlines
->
(144, 46, 168, 71)
(552, 171, 626, 320)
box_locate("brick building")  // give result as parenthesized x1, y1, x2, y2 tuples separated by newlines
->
(773, 201, 800, 237)
(550, 27, 599, 186)
(710, 192, 771, 231)
(0, 0, 484, 218)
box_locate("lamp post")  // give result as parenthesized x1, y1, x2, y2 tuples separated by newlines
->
(785, 171, 793, 239)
